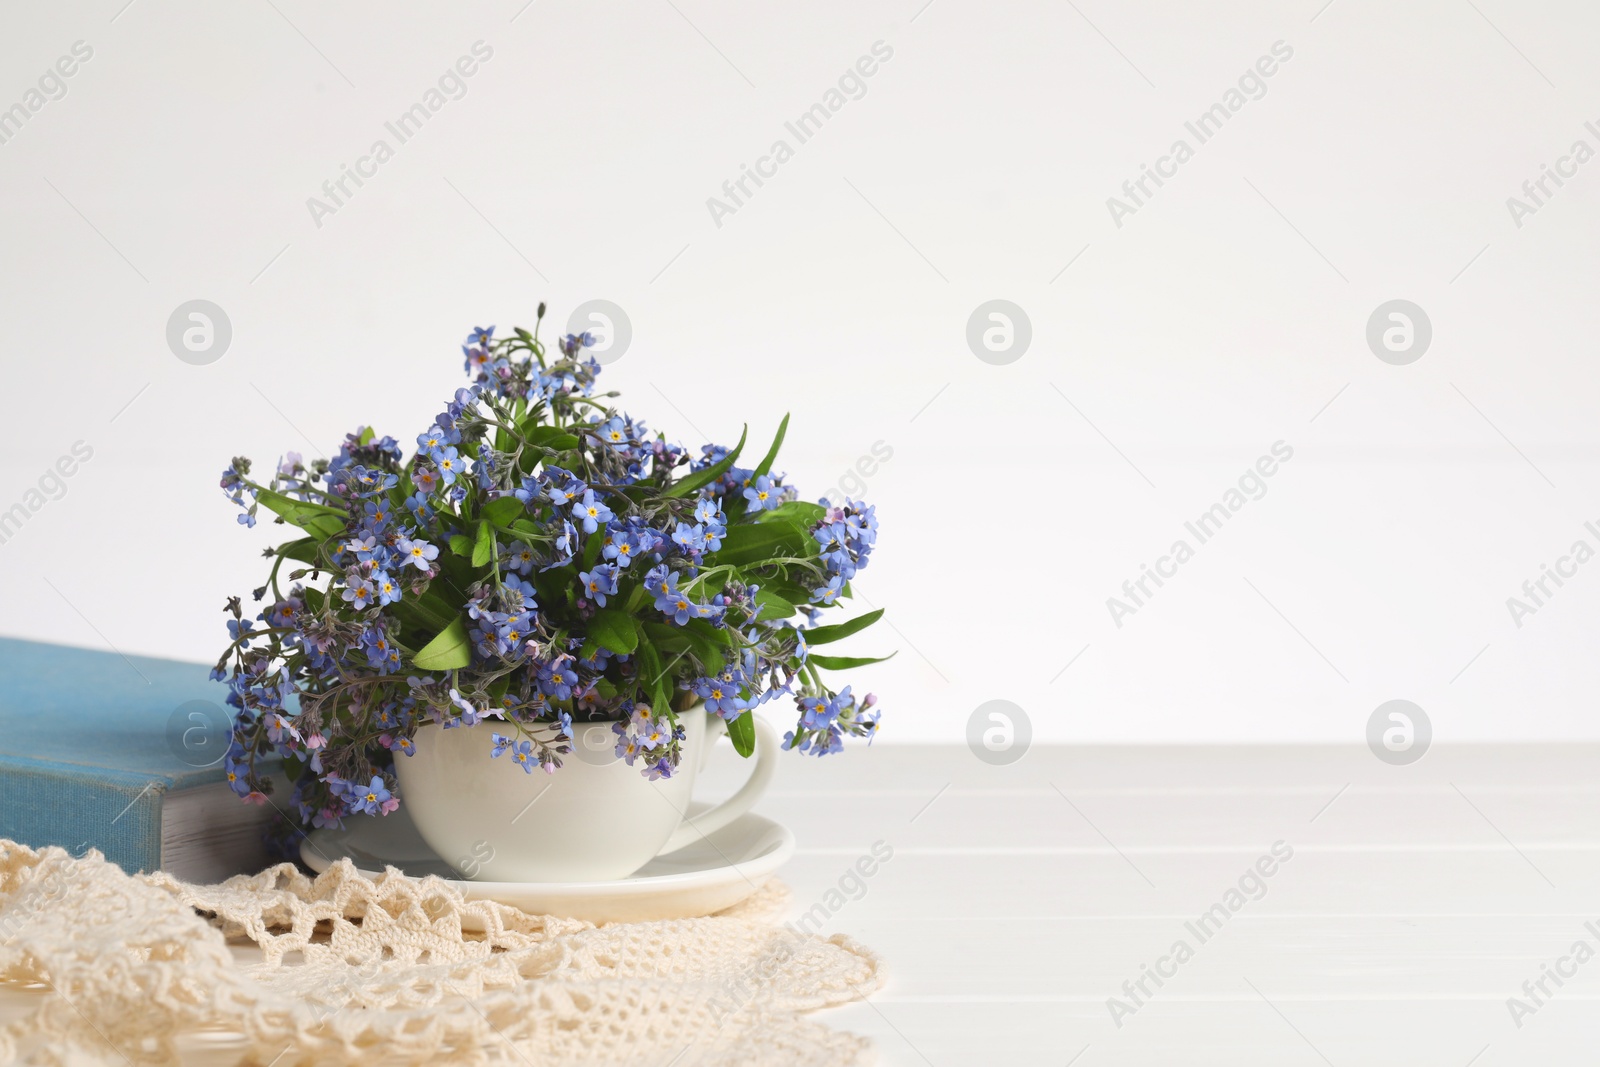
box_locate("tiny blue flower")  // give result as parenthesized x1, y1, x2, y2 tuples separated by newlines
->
(694, 498, 723, 525)
(602, 526, 644, 568)
(545, 471, 586, 508)
(671, 522, 710, 557)
(742, 474, 779, 511)
(432, 446, 462, 485)
(362, 499, 392, 530)
(352, 775, 391, 815)
(648, 567, 691, 622)
(505, 541, 536, 575)
(542, 520, 580, 571)
(693, 676, 748, 719)
(499, 611, 535, 648)
(509, 739, 536, 772)
(397, 537, 439, 572)
(343, 534, 379, 563)
(502, 573, 539, 613)
(417, 426, 448, 453)
(448, 687, 485, 727)
(811, 575, 845, 605)
(403, 492, 434, 523)
(373, 571, 402, 606)
(571, 490, 613, 534)
(577, 563, 620, 607)
(598, 416, 628, 445)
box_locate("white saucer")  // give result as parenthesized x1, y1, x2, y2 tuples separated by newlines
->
(300, 804, 794, 924)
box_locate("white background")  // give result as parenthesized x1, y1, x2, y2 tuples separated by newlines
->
(2, 0, 1599, 744)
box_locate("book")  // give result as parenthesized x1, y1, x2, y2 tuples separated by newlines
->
(0, 635, 279, 882)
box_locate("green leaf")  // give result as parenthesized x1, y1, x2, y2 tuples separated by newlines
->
(666, 425, 748, 498)
(256, 489, 347, 541)
(727, 711, 756, 758)
(471, 520, 495, 567)
(684, 618, 737, 662)
(809, 652, 895, 670)
(752, 588, 798, 623)
(482, 497, 524, 526)
(278, 538, 319, 564)
(639, 622, 691, 655)
(751, 413, 790, 479)
(532, 568, 569, 609)
(358, 426, 376, 446)
(393, 588, 459, 635)
(411, 616, 471, 670)
(756, 500, 827, 528)
(803, 608, 885, 645)
(449, 533, 473, 558)
(590, 609, 640, 654)
(635, 640, 670, 712)
(759, 577, 813, 606)
(710, 522, 814, 567)
(636, 638, 662, 679)
(527, 425, 581, 451)
(582, 529, 603, 569)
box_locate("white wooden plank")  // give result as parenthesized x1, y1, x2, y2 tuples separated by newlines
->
(4, 745, 1597, 1064)
(699, 742, 1600, 794)
(750, 787, 1600, 850)
(815, 998, 1578, 1067)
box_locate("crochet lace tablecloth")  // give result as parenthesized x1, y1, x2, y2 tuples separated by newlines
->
(0, 840, 883, 1066)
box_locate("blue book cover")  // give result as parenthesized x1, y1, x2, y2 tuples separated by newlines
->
(0, 635, 277, 879)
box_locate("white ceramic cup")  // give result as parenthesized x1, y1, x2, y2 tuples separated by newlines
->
(395, 704, 778, 882)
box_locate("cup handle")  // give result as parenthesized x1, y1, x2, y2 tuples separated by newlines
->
(657, 714, 778, 855)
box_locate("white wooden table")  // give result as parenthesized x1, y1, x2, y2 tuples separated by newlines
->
(5, 744, 1596, 1065)
(751, 744, 1600, 1066)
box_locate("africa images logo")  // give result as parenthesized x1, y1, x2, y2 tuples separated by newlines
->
(1105, 41, 1294, 229)
(1106, 441, 1294, 627)
(306, 41, 494, 228)
(705, 41, 895, 228)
